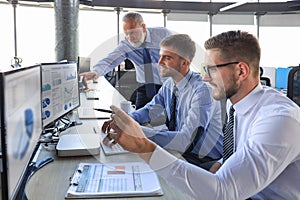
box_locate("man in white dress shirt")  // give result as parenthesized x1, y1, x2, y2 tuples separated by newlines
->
(102, 30, 300, 199)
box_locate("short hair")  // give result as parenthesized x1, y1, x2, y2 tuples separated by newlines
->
(122, 12, 144, 25)
(160, 34, 196, 62)
(204, 30, 261, 76)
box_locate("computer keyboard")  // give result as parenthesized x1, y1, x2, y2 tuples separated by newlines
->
(93, 126, 128, 155)
(85, 90, 100, 100)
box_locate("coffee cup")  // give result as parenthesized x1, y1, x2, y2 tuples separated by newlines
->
(120, 101, 136, 114)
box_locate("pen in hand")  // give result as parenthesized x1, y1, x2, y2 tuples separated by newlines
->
(93, 108, 113, 113)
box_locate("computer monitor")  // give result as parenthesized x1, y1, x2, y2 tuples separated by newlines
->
(41, 62, 80, 128)
(77, 56, 91, 73)
(0, 65, 42, 200)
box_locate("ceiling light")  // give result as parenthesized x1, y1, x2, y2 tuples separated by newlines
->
(219, 0, 254, 12)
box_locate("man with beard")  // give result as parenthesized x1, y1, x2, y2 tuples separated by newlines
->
(80, 12, 172, 109)
(102, 30, 300, 199)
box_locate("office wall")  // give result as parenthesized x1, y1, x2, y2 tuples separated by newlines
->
(0, 4, 15, 70)
(78, 10, 116, 59)
(0, 4, 299, 70)
(259, 27, 300, 67)
(0, 4, 55, 69)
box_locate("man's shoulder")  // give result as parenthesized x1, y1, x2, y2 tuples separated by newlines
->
(147, 27, 168, 30)
(255, 87, 300, 118)
(148, 27, 172, 35)
(161, 77, 173, 87)
(190, 72, 205, 84)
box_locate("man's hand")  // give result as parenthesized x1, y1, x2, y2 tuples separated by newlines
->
(209, 162, 222, 174)
(79, 71, 99, 81)
(101, 105, 157, 162)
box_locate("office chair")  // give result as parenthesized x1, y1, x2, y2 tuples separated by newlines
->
(124, 59, 134, 70)
(287, 65, 300, 107)
(260, 67, 271, 86)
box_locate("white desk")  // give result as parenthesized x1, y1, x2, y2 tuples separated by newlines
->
(25, 77, 194, 200)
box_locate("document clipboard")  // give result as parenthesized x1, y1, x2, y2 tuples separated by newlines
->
(66, 162, 163, 199)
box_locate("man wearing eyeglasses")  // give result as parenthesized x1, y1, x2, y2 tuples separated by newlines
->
(80, 12, 172, 109)
(102, 30, 300, 199)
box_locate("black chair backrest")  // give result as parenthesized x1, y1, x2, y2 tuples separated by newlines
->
(260, 67, 271, 86)
(287, 65, 300, 106)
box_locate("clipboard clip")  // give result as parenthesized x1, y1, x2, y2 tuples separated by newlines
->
(69, 167, 82, 186)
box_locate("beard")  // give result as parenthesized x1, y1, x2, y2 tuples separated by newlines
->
(224, 75, 240, 99)
(128, 32, 145, 48)
(211, 74, 239, 100)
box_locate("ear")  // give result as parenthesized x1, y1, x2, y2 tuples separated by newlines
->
(181, 59, 190, 69)
(142, 23, 146, 32)
(237, 61, 250, 81)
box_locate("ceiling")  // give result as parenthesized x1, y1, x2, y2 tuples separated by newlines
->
(7, 0, 300, 15)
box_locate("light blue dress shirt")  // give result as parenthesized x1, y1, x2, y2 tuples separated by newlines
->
(149, 84, 300, 200)
(131, 70, 223, 159)
(92, 27, 172, 85)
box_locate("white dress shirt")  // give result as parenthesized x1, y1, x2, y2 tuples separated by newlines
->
(149, 84, 300, 199)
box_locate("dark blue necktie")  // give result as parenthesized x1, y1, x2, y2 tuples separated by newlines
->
(168, 85, 178, 131)
(143, 48, 156, 98)
(223, 106, 235, 163)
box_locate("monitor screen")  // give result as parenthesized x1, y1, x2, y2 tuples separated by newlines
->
(0, 65, 42, 199)
(77, 56, 91, 73)
(41, 62, 80, 128)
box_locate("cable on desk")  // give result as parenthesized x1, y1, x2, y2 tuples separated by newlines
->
(40, 115, 84, 152)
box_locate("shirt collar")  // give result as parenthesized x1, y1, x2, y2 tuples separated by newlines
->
(174, 70, 194, 91)
(233, 83, 263, 115)
(144, 28, 151, 44)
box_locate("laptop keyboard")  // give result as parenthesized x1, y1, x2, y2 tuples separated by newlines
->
(93, 126, 128, 155)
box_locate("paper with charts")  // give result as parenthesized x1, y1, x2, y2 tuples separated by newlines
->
(66, 162, 163, 198)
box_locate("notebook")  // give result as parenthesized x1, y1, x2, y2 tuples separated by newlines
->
(77, 107, 111, 119)
(65, 162, 163, 198)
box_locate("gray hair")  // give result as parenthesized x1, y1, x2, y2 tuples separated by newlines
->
(122, 12, 144, 24)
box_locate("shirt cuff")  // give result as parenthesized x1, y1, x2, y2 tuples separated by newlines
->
(149, 146, 178, 171)
(141, 126, 156, 138)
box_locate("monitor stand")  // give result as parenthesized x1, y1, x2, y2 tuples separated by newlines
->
(15, 155, 54, 200)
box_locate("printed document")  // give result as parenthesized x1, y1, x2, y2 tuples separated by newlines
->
(66, 162, 163, 198)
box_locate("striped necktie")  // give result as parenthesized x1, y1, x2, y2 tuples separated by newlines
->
(223, 106, 235, 163)
(143, 47, 156, 98)
(168, 85, 178, 131)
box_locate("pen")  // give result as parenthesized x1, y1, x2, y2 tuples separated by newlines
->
(93, 108, 113, 113)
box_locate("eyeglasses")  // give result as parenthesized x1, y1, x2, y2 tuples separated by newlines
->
(203, 61, 239, 78)
(124, 28, 143, 37)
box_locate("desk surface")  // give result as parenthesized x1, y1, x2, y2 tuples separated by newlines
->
(25, 77, 194, 200)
